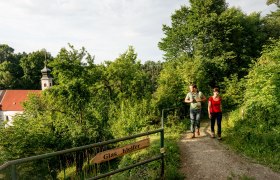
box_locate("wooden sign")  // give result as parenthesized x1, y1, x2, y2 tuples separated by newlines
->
(91, 138, 150, 164)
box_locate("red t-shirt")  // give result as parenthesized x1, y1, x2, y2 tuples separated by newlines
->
(209, 96, 222, 113)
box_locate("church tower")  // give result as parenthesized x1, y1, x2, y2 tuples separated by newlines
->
(41, 62, 53, 90)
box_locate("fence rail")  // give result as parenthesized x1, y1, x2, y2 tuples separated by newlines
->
(0, 128, 165, 179)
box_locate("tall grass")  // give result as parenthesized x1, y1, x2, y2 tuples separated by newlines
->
(223, 110, 280, 172)
(111, 119, 186, 179)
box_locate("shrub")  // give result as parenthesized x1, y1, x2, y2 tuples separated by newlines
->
(223, 39, 280, 171)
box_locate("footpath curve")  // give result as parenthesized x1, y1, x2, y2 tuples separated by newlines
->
(178, 121, 280, 180)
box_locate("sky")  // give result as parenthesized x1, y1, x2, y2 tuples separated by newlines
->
(0, 0, 277, 64)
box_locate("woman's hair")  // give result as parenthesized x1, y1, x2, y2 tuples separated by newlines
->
(213, 87, 219, 92)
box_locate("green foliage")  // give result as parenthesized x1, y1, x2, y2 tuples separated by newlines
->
(223, 39, 280, 171)
(102, 46, 149, 102)
(179, 55, 216, 93)
(152, 61, 186, 112)
(1, 1, 280, 177)
(49, 44, 94, 85)
(243, 39, 280, 126)
(0, 44, 25, 89)
(227, 172, 256, 180)
(0, 44, 15, 64)
(179, 56, 207, 88)
(221, 74, 246, 110)
(0, 61, 15, 89)
(20, 50, 52, 89)
(57, 166, 76, 179)
(266, 0, 280, 7)
(111, 123, 185, 180)
(0, 94, 56, 159)
(109, 99, 153, 138)
(158, 0, 228, 60)
(263, 9, 280, 44)
(158, 1, 268, 89)
(0, 44, 56, 90)
(0, 46, 111, 178)
(141, 60, 163, 96)
(155, 0, 280, 125)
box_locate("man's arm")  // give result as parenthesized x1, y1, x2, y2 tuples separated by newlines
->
(201, 94, 206, 102)
(185, 98, 193, 103)
(184, 93, 193, 103)
(197, 92, 206, 102)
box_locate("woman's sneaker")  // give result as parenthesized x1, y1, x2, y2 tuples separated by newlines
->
(211, 132, 215, 138)
(196, 129, 200, 136)
(217, 134, 222, 140)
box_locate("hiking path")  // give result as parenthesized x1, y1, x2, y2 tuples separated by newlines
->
(178, 120, 280, 180)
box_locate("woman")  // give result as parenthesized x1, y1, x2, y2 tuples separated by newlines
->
(208, 88, 222, 140)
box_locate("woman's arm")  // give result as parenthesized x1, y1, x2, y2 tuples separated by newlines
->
(208, 100, 212, 119)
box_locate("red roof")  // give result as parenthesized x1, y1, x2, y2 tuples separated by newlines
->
(0, 90, 41, 111)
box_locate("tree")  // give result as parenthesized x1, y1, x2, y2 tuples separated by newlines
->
(0, 44, 14, 64)
(0, 44, 25, 89)
(141, 60, 163, 96)
(242, 39, 280, 129)
(152, 60, 186, 115)
(158, 0, 267, 89)
(42, 45, 109, 174)
(158, 0, 228, 60)
(49, 44, 93, 85)
(266, 0, 280, 7)
(263, 9, 280, 40)
(224, 39, 280, 168)
(102, 46, 148, 101)
(0, 61, 15, 89)
(20, 50, 52, 89)
(0, 45, 111, 176)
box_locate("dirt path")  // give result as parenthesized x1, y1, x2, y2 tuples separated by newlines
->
(178, 121, 280, 180)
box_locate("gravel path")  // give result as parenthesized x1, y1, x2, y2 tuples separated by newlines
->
(178, 121, 280, 180)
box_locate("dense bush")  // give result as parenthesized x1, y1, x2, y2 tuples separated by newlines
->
(224, 39, 280, 171)
(221, 74, 246, 110)
(111, 122, 185, 180)
(108, 99, 154, 138)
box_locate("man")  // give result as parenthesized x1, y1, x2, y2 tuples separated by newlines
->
(185, 84, 206, 138)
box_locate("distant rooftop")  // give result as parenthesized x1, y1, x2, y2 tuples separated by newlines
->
(0, 90, 41, 111)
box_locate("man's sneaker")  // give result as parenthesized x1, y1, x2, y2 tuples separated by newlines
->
(211, 132, 215, 138)
(217, 134, 222, 140)
(191, 133, 195, 138)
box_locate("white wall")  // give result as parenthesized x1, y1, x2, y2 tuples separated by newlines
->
(0, 111, 3, 124)
(0, 111, 23, 127)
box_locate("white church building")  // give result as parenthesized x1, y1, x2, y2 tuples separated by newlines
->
(0, 65, 53, 126)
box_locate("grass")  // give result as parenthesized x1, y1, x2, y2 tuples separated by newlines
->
(56, 119, 188, 179)
(227, 172, 255, 180)
(110, 120, 187, 179)
(222, 113, 280, 172)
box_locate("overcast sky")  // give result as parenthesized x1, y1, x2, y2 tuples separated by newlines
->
(0, 0, 277, 64)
